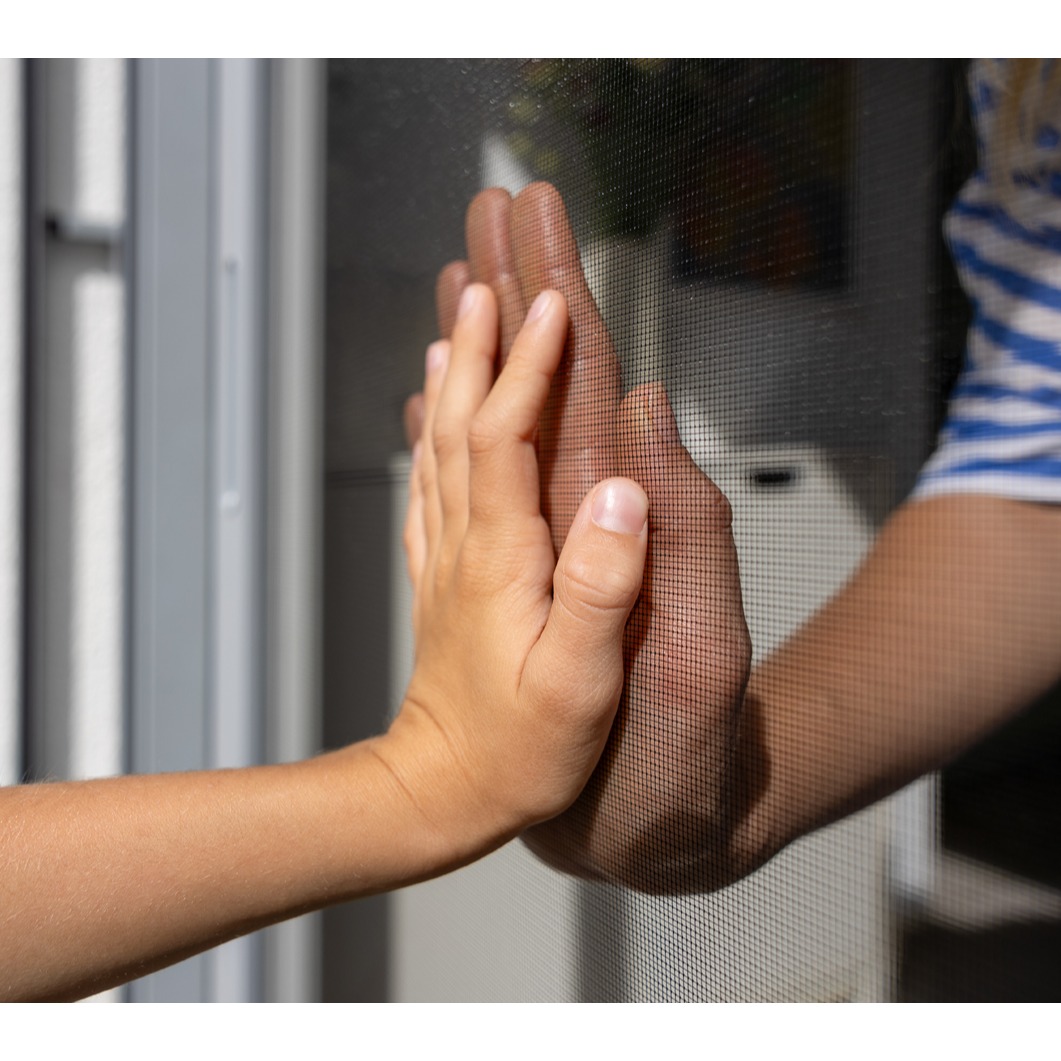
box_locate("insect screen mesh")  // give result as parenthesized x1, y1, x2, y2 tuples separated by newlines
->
(321, 59, 1061, 1002)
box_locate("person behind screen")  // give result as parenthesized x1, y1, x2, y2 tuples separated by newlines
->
(0, 286, 650, 1001)
(410, 59, 1061, 894)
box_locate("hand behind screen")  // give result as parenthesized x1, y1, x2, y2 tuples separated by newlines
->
(414, 183, 752, 893)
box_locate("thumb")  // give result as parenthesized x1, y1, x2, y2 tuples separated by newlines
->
(619, 380, 750, 689)
(523, 478, 648, 728)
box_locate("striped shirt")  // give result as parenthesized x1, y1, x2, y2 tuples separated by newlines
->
(914, 59, 1061, 503)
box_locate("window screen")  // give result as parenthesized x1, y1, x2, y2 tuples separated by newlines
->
(321, 59, 1061, 1002)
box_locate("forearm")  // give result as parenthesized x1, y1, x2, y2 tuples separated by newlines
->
(0, 735, 464, 1002)
(726, 494, 1061, 878)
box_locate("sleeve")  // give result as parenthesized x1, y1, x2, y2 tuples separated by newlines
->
(912, 62, 1061, 505)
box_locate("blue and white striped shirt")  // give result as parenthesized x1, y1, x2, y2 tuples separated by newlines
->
(914, 59, 1061, 503)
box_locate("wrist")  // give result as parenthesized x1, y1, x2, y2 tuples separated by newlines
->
(369, 700, 520, 879)
(290, 702, 523, 904)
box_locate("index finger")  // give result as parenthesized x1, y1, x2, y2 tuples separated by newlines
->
(467, 289, 569, 531)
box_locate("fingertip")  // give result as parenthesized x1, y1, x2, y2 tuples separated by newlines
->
(426, 340, 449, 377)
(541, 480, 648, 649)
(456, 283, 480, 323)
(436, 261, 471, 338)
(590, 477, 648, 537)
(511, 183, 581, 294)
(524, 288, 566, 325)
(480, 289, 567, 438)
(516, 181, 565, 217)
(467, 187, 514, 246)
(469, 186, 514, 214)
(525, 290, 551, 324)
(477, 186, 512, 200)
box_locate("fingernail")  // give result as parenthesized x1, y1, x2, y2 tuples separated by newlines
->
(591, 479, 648, 536)
(525, 290, 553, 324)
(426, 341, 448, 376)
(457, 284, 479, 321)
(646, 383, 681, 445)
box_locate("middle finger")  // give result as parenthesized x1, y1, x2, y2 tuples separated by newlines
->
(467, 188, 527, 366)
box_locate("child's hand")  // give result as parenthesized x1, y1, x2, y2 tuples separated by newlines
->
(0, 281, 645, 1000)
(381, 283, 649, 873)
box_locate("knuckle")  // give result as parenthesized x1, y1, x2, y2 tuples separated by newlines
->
(466, 409, 503, 458)
(431, 414, 464, 462)
(432, 548, 458, 591)
(679, 474, 733, 530)
(557, 551, 640, 622)
(702, 479, 734, 526)
(654, 480, 734, 549)
(417, 452, 437, 493)
(454, 534, 492, 582)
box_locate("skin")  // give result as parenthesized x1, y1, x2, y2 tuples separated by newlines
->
(421, 184, 754, 893)
(418, 182, 1061, 894)
(734, 494, 1061, 877)
(0, 284, 650, 1001)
